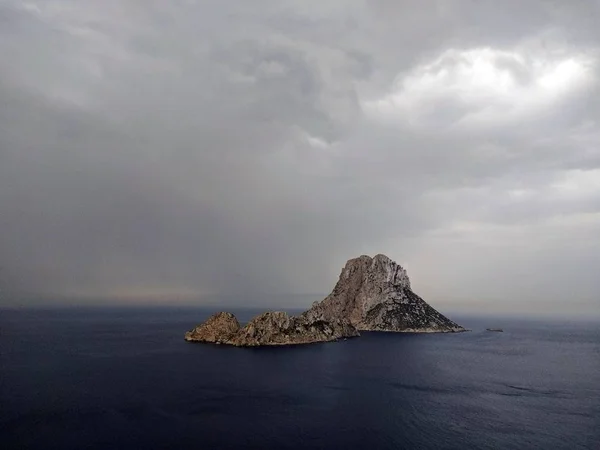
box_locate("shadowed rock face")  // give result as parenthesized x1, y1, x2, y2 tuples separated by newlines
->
(304, 254, 464, 333)
(185, 311, 359, 346)
(185, 254, 464, 346)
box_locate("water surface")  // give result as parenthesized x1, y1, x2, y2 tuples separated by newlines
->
(1, 307, 599, 449)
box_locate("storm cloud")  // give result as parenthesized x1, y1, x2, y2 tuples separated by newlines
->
(1, 0, 599, 315)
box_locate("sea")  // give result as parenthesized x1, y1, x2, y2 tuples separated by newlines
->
(1, 306, 599, 450)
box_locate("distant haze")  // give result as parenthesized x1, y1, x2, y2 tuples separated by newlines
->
(1, 1, 599, 317)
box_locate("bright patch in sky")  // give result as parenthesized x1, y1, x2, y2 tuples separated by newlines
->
(552, 169, 600, 198)
(364, 47, 596, 128)
(537, 58, 587, 91)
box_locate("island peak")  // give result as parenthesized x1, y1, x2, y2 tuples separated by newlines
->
(185, 254, 465, 346)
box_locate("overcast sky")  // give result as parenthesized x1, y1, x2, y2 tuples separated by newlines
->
(1, 0, 599, 315)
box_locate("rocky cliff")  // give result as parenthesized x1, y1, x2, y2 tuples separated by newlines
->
(304, 254, 464, 332)
(185, 254, 464, 346)
(185, 311, 359, 346)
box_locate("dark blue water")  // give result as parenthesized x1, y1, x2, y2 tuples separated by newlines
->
(1, 307, 599, 449)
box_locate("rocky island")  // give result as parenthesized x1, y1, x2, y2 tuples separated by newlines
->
(184, 310, 359, 346)
(185, 254, 465, 346)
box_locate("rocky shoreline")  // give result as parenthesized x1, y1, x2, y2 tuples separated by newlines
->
(184, 311, 359, 347)
(185, 254, 466, 346)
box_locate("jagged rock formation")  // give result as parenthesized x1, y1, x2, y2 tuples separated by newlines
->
(185, 254, 464, 346)
(185, 311, 359, 346)
(184, 312, 241, 343)
(304, 254, 464, 333)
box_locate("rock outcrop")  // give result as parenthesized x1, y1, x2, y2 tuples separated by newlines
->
(185, 311, 359, 346)
(185, 254, 465, 346)
(184, 312, 241, 343)
(304, 254, 464, 333)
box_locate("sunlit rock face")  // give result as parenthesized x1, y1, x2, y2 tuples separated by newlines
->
(184, 312, 241, 343)
(303, 254, 465, 333)
(185, 254, 464, 346)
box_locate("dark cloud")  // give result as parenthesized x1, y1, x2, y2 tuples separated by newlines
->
(0, 0, 599, 315)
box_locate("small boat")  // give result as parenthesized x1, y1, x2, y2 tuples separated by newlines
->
(486, 328, 503, 332)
